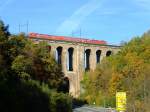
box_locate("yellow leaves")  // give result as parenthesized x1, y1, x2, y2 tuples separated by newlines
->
(109, 73, 123, 95)
(85, 95, 92, 103)
(125, 52, 143, 65)
(82, 34, 150, 109)
(122, 52, 145, 78)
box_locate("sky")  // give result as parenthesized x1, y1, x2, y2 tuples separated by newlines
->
(0, 0, 150, 44)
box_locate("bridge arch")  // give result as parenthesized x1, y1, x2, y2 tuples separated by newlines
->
(61, 77, 70, 93)
(96, 50, 101, 63)
(67, 47, 74, 71)
(106, 50, 112, 57)
(58, 77, 70, 93)
(30, 33, 121, 97)
(84, 49, 91, 71)
(56, 46, 63, 64)
(46, 45, 51, 52)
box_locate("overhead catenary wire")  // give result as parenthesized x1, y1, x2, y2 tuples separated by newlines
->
(18, 21, 29, 34)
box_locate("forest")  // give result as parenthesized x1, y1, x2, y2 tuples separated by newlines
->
(0, 20, 72, 112)
(0, 19, 150, 112)
(81, 30, 150, 112)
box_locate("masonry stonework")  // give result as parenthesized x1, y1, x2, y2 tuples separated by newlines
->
(29, 33, 120, 97)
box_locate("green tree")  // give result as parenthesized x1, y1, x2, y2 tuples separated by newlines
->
(0, 20, 11, 77)
(0, 20, 10, 41)
(0, 20, 72, 112)
(11, 40, 64, 89)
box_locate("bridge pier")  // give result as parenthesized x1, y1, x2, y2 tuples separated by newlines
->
(30, 34, 120, 97)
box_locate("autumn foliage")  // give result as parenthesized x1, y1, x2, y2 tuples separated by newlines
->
(81, 31, 150, 112)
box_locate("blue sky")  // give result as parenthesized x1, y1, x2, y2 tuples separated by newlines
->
(0, 0, 150, 44)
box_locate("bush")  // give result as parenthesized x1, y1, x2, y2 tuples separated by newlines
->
(0, 77, 72, 112)
(51, 92, 72, 112)
(0, 78, 50, 112)
(72, 98, 87, 108)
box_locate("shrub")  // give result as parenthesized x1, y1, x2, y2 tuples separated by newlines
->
(0, 77, 72, 112)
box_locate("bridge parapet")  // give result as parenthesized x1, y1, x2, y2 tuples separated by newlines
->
(29, 33, 121, 97)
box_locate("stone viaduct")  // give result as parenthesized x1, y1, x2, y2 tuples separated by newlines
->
(29, 33, 120, 97)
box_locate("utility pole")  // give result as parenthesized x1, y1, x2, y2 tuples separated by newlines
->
(72, 31, 74, 37)
(19, 24, 20, 33)
(71, 27, 82, 37)
(79, 28, 82, 38)
(26, 21, 29, 34)
(18, 20, 29, 34)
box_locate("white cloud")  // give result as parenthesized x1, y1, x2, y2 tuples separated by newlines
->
(134, 0, 150, 10)
(55, 0, 103, 35)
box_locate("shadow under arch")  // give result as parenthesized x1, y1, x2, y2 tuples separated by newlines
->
(67, 47, 74, 71)
(46, 45, 51, 52)
(96, 50, 101, 63)
(56, 46, 63, 64)
(106, 50, 112, 57)
(58, 77, 70, 93)
(84, 49, 91, 71)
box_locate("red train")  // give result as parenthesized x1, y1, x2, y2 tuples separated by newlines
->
(29, 32, 107, 45)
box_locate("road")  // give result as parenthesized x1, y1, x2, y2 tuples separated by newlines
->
(73, 106, 116, 112)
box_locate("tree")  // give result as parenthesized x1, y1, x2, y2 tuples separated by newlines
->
(11, 40, 64, 89)
(81, 31, 150, 111)
(0, 20, 10, 76)
(0, 20, 72, 112)
(0, 20, 10, 41)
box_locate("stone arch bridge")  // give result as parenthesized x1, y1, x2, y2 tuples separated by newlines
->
(29, 33, 120, 97)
